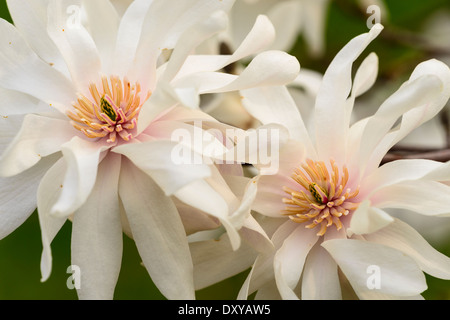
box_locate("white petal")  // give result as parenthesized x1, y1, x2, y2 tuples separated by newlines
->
(240, 220, 296, 298)
(71, 153, 122, 299)
(159, 11, 228, 84)
(301, 243, 342, 300)
(202, 50, 300, 93)
(240, 214, 273, 254)
(37, 157, 68, 282)
(348, 200, 394, 236)
(119, 157, 195, 299)
(191, 232, 258, 290)
(174, 178, 241, 250)
(0, 114, 75, 177)
(0, 19, 75, 112)
(322, 239, 427, 297)
(371, 180, 450, 217)
(0, 154, 57, 240)
(130, 0, 234, 91)
(0, 114, 24, 156)
(352, 52, 379, 98)
(173, 15, 275, 79)
(359, 71, 446, 175)
(6, 0, 69, 76)
(111, 0, 153, 77)
(274, 225, 319, 299)
(315, 24, 383, 162)
(240, 85, 314, 153)
(362, 159, 443, 196)
(301, 0, 330, 56)
(365, 218, 450, 280)
(0, 88, 41, 116)
(51, 136, 109, 217)
(264, 0, 303, 52)
(113, 140, 211, 195)
(82, 0, 120, 73)
(47, 0, 102, 93)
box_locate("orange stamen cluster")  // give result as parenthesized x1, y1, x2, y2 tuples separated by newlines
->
(283, 159, 360, 236)
(67, 76, 150, 143)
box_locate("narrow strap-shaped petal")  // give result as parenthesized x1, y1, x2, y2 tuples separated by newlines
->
(47, 0, 102, 94)
(190, 232, 258, 291)
(0, 19, 75, 113)
(71, 153, 122, 299)
(82, 0, 120, 73)
(322, 239, 427, 298)
(365, 218, 450, 280)
(37, 157, 69, 282)
(314, 24, 382, 163)
(370, 180, 450, 217)
(0, 114, 76, 177)
(113, 139, 211, 195)
(51, 136, 109, 217)
(6, 0, 70, 77)
(301, 243, 342, 300)
(119, 157, 195, 299)
(0, 154, 58, 240)
(274, 225, 319, 299)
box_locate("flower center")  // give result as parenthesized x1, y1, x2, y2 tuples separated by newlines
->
(67, 76, 151, 143)
(282, 159, 360, 236)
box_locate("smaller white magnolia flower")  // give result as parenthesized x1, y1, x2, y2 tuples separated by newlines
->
(193, 24, 450, 300)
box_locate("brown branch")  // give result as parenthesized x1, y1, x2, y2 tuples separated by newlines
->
(381, 148, 450, 164)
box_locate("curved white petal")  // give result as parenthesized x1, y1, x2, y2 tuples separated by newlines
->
(352, 52, 379, 98)
(130, 0, 234, 92)
(47, 0, 102, 94)
(301, 243, 342, 300)
(37, 157, 68, 282)
(365, 219, 450, 280)
(322, 239, 427, 297)
(0, 88, 42, 116)
(173, 14, 275, 79)
(51, 136, 109, 217)
(119, 157, 195, 300)
(0, 19, 75, 112)
(274, 225, 319, 299)
(82, 0, 120, 73)
(202, 50, 300, 94)
(0, 114, 24, 156)
(113, 140, 211, 195)
(314, 24, 383, 163)
(191, 232, 258, 290)
(159, 11, 228, 84)
(301, 0, 330, 56)
(72, 153, 122, 299)
(359, 70, 447, 176)
(240, 85, 314, 154)
(371, 180, 450, 217)
(0, 114, 75, 177)
(6, 0, 70, 76)
(239, 220, 297, 298)
(111, 0, 153, 77)
(362, 159, 443, 196)
(348, 200, 394, 236)
(264, 0, 303, 52)
(0, 154, 57, 240)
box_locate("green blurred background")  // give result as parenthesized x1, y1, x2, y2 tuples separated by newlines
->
(0, 0, 450, 300)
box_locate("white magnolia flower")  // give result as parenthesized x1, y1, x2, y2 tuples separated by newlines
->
(193, 24, 450, 300)
(224, 0, 330, 57)
(0, 0, 299, 299)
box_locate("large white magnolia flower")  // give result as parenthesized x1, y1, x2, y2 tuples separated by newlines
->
(192, 24, 450, 299)
(0, 0, 299, 299)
